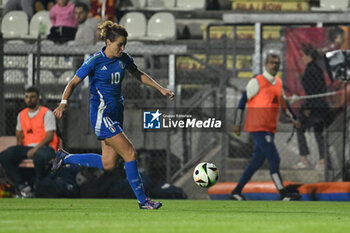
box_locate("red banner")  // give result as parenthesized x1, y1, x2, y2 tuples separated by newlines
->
(284, 26, 349, 108)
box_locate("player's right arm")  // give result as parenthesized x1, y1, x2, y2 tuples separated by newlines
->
(54, 53, 95, 119)
(233, 78, 259, 136)
(53, 76, 82, 119)
(15, 113, 24, 145)
(233, 90, 247, 136)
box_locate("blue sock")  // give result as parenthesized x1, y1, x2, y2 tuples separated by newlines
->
(63, 153, 104, 170)
(124, 160, 147, 204)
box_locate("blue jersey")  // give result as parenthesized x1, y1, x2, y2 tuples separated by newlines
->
(75, 47, 138, 140)
(76, 47, 137, 102)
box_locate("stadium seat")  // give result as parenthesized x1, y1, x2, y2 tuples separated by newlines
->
(5, 39, 26, 44)
(4, 55, 27, 68)
(4, 70, 25, 84)
(130, 0, 146, 8)
(119, 12, 147, 40)
(321, 0, 348, 10)
(147, 0, 175, 9)
(58, 56, 73, 69)
(36, 70, 55, 84)
(176, 0, 206, 10)
(3, 69, 26, 99)
(146, 12, 176, 41)
(28, 10, 51, 38)
(0, 0, 8, 8)
(58, 71, 75, 84)
(311, 0, 349, 11)
(41, 39, 55, 45)
(1, 11, 29, 38)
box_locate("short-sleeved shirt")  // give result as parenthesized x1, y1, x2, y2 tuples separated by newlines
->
(74, 18, 99, 45)
(17, 106, 56, 132)
(76, 48, 137, 103)
(75, 48, 138, 139)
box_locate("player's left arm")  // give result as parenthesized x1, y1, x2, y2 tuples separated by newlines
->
(131, 68, 174, 100)
(280, 94, 300, 128)
(26, 131, 54, 159)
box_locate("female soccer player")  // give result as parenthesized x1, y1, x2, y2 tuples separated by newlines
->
(53, 21, 174, 209)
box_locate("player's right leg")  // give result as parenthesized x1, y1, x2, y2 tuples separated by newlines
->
(230, 135, 265, 200)
(0, 145, 32, 197)
(103, 133, 162, 209)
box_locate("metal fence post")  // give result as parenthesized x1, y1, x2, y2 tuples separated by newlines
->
(0, 33, 4, 136)
(167, 54, 176, 182)
(220, 35, 228, 181)
(253, 22, 262, 75)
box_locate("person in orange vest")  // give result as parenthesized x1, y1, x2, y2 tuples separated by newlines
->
(0, 86, 59, 197)
(230, 54, 301, 201)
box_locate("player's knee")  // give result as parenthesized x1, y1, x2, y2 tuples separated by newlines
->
(102, 159, 116, 171)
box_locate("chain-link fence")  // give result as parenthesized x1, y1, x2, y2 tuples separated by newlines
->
(1, 22, 350, 199)
(174, 23, 350, 198)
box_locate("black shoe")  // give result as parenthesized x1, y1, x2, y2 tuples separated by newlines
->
(17, 184, 33, 198)
(280, 192, 301, 201)
(51, 149, 69, 173)
(229, 192, 246, 200)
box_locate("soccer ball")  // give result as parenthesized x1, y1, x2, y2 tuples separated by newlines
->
(193, 162, 219, 188)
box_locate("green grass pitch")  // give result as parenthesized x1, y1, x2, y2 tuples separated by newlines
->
(0, 199, 349, 233)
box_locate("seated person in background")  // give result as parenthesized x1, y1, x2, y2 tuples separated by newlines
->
(0, 86, 59, 197)
(89, 0, 116, 22)
(34, 0, 55, 12)
(74, 2, 99, 46)
(47, 0, 77, 44)
(3, 0, 35, 20)
(72, 2, 100, 71)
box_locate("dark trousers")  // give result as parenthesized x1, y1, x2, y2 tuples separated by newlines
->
(47, 26, 76, 44)
(0, 145, 55, 187)
(296, 113, 327, 160)
(235, 132, 283, 193)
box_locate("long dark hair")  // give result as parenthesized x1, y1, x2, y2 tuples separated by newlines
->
(300, 43, 320, 61)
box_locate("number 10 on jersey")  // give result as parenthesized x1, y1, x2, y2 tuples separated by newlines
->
(111, 72, 120, 84)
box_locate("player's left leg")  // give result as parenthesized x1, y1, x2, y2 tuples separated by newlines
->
(313, 122, 326, 170)
(261, 132, 301, 200)
(64, 153, 104, 169)
(52, 149, 104, 172)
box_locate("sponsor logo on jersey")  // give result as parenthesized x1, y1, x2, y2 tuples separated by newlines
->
(101, 65, 108, 70)
(120, 61, 125, 69)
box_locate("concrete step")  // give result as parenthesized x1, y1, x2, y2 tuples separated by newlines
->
(225, 169, 325, 184)
(226, 157, 269, 169)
